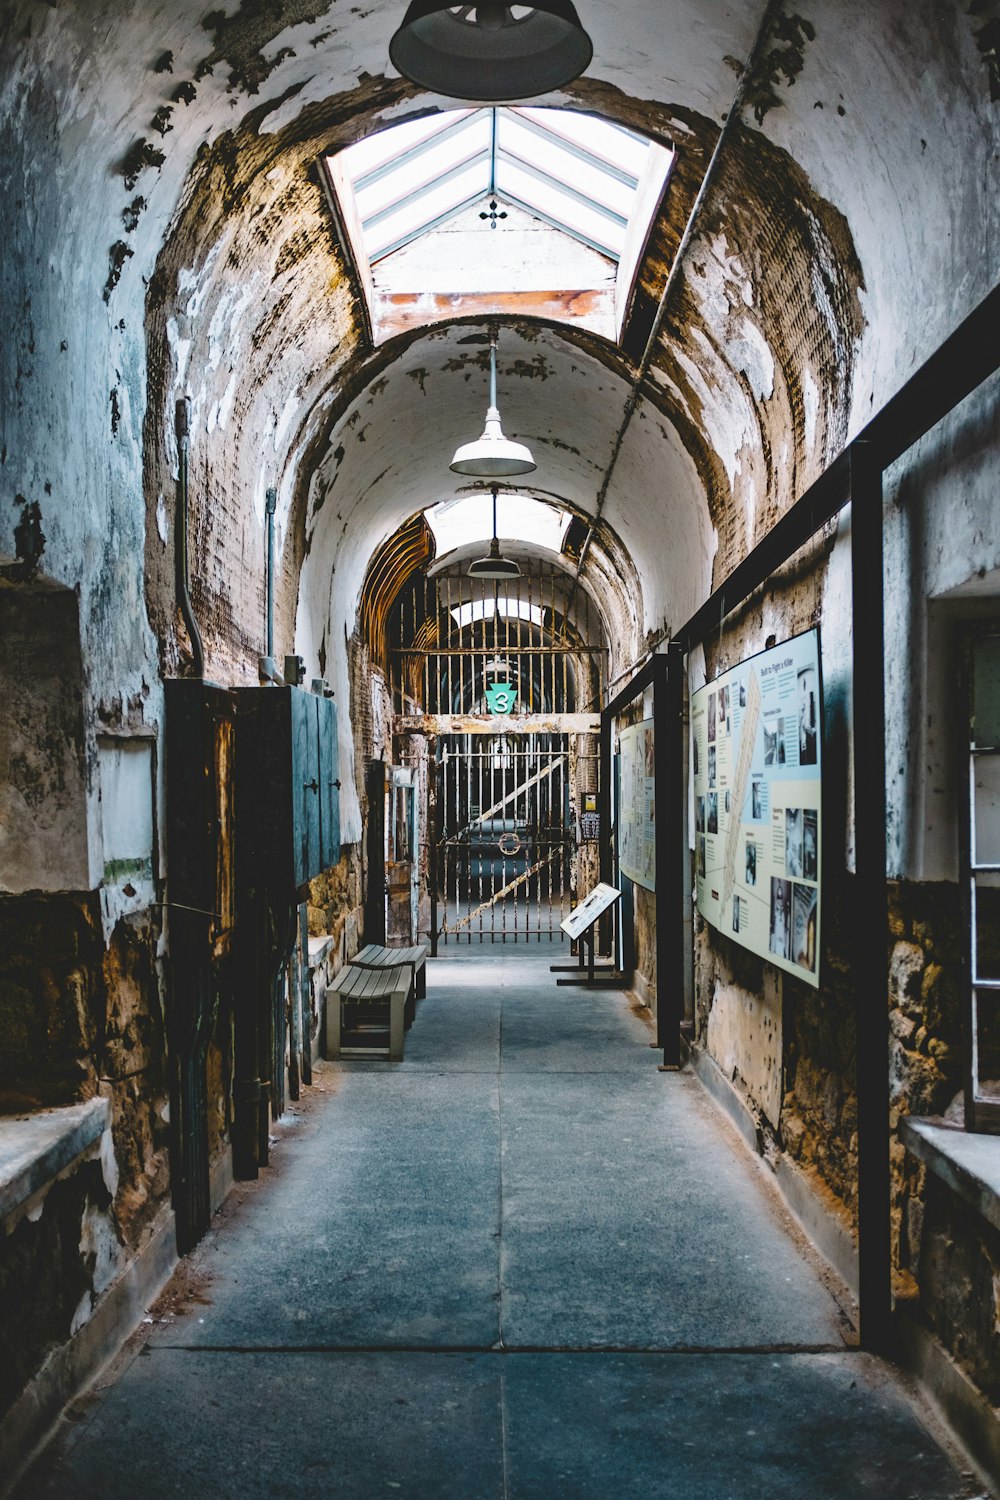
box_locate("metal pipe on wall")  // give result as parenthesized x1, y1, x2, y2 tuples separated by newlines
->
(266, 486, 277, 660)
(650, 646, 687, 1069)
(567, 0, 783, 601)
(174, 397, 205, 679)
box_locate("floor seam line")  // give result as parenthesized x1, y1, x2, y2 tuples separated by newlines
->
(143, 1342, 855, 1356)
(499, 965, 509, 1500)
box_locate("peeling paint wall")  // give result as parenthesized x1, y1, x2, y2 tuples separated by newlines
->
(0, 0, 998, 1445)
(0, 579, 92, 893)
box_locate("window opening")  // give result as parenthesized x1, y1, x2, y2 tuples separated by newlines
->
(426, 492, 571, 558)
(451, 596, 544, 630)
(323, 107, 674, 344)
(965, 631, 1000, 1131)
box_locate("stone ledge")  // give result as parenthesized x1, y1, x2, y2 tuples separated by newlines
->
(901, 1116, 1000, 1238)
(0, 1099, 110, 1221)
(307, 934, 335, 970)
(688, 1043, 759, 1156)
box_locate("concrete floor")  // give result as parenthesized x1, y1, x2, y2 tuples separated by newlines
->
(19, 945, 984, 1498)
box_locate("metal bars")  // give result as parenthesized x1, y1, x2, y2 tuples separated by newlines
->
(392, 564, 603, 943)
(389, 562, 606, 719)
(435, 736, 571, 942)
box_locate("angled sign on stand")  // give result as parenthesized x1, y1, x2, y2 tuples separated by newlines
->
(554, 881, 623, 986)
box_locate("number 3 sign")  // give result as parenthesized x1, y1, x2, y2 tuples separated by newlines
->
(485, 682, 518, 715)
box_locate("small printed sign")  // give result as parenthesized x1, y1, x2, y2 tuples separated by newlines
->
(485, 682, 518, 715)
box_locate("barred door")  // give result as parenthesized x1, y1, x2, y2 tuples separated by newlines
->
(386, 562, 606, 945)
(436, 732, 571, 942)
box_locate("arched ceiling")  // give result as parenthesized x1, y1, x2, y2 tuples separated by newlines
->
(294, 321, 713, 681)
(1, 0, 997, 714)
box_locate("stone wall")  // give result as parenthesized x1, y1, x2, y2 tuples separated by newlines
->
(0, 1157, 115, 1422)
(308, 844, 364, 965)
(0, 901, 171, 1421)
(98, 914, 171, 1249)
(691, 814, 967, 1252)
(887, 883, 965, 1265)
(0, 894, 104, 1111)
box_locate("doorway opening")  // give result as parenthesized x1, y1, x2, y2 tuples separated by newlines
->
(387, 554, 605, 945)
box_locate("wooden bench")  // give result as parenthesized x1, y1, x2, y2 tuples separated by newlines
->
(352, 943, 427, 1028)
(326, 964, 409, 1061)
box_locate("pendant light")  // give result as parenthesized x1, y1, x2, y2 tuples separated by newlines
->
(468, 486, 521, 579)
(389, 2, 593, 102)
(451, 327, 536, 478)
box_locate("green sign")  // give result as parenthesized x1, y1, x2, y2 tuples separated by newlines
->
(485, 682, 517, 715)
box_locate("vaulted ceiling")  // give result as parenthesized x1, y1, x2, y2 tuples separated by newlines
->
(1, 0, 997, 719)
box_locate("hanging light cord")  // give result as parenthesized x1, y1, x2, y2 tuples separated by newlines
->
(488, 327, 498, 411)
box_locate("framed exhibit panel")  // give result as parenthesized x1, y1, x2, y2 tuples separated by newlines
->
(618, 718, 656, 891)
(691, 629, 822, 986)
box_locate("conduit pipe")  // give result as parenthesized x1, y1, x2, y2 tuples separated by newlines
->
(266, 487, 277, 658)
(175, 396, 205, 678)
(569, 0, 783, 596)
(258, 486, 282, 683)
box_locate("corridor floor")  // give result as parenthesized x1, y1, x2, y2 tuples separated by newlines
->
(20, 946, 983, 1498)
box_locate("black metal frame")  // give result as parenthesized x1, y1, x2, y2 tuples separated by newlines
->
(960, 624, 1000, 1134)
(599, 283, 1000, 1349)
(164, 679, 238, 1252)
(599, 645, 686, 1067)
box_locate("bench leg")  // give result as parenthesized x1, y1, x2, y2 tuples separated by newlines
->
(326, 990, 343, 1059)
(389, 986, 405, 1062)
(415, 962, 426, 1001)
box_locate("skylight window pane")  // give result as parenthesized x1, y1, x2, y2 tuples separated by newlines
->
(498, 162, 625, 258)
(365, 163, 486, 260)
(513, 107, 650, 179)
(498, 115, 635, 219)
(325, 105, 673, 345)
(355, 121, 491, 222)
(345, 110, 473, 180)
(427, 494, 570, 556)
(452, 598, 544, 629)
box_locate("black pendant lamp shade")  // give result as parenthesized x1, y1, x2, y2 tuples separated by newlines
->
(389, 2, 593, 101)
(468, 486, 522, 579)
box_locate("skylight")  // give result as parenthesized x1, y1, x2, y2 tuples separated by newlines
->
(426, 493, 571, 558)
(323, 107, 674, 345)
(339, 107, 648, 263)
(451, 598, 545, 630)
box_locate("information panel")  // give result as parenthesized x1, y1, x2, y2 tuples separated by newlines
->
(692, 630, 822, 986)
(560, 882, 621, 940)
(619, 719, 656, 891)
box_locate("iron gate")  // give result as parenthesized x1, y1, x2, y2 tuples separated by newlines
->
(436, 733, 572, 941)
(385, 561, 607, 944)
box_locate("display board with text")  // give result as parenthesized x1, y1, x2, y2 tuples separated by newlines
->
(692, 630, 822, 985)
(560, 881, 621, 941)
(618, 719, 656, 891)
